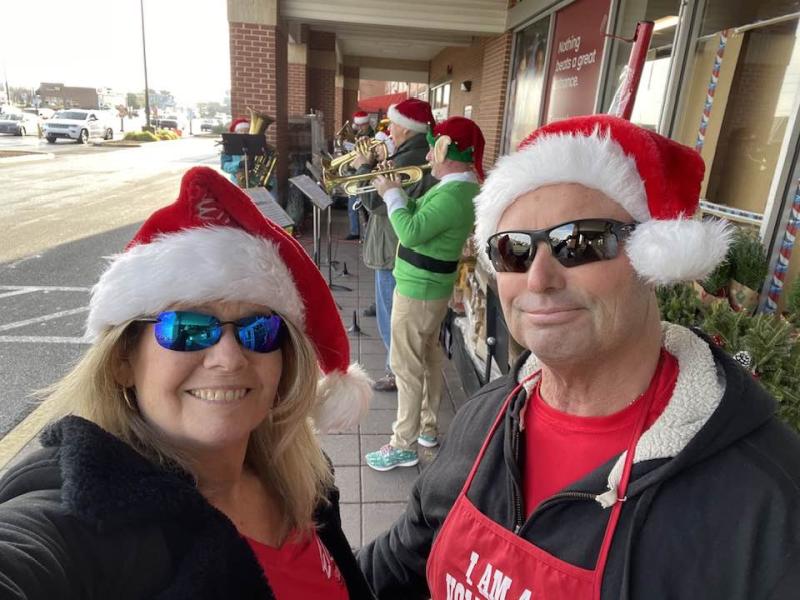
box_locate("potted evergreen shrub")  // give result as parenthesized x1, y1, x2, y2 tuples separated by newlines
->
(693, 259, 731, 307)
(728, 229, 769, 314)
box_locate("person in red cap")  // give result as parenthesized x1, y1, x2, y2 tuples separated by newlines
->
(351, 98, 438, 392)
(0, 167, 376, 599)
(358, 115, 800, 599)
(352, 110, 374, 138)
(220, 116, 250, 184)
(364, 116, 485, 471)
(344, 111, 375, 241)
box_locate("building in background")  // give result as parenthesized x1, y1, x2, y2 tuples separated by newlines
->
(37, 83, 99, 109)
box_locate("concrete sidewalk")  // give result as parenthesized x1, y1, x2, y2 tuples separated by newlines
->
(301, 205, 471, 548)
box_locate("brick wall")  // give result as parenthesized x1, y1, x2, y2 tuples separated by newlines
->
(229, 22, 279, 143)
(430, 40, 485, 123)
(343, 64, 360, 123)
(359, 80, 387, 98)
(308, 68, 336, 141)
(228, 20, 289, 201)
(274, 27, 289, 201)
(288, 63, 307, 117)
(307, 31, 337, 143)
(477, 32, 513, 167)
(334, 79, 344, 132)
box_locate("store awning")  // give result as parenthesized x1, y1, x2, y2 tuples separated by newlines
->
(358, 92, 408, 114)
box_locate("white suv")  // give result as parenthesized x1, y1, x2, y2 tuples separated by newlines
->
(43, 109, 114, 144)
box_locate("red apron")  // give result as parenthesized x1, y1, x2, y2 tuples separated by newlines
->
(426, 373, 653, 600)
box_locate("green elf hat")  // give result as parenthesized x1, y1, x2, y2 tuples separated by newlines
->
(426, 116, 486, 180)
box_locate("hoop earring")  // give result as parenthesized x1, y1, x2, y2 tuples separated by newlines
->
(122, 387, 138, 411)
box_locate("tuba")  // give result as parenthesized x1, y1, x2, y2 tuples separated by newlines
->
(248, 107, 275, 135)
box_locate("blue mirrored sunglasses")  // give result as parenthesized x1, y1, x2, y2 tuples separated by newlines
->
(137, 311, 285, 353)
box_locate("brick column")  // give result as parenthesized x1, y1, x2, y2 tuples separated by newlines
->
(307, 31, 337, 144)
(334, 69, 344, 133)
(287, 40, 309, 117)
(227, 0, 288, 201)
(476, 32, 513, 168)
(342, 64, 360, 124)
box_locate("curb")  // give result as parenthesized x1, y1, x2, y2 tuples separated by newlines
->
(0, 151, 55, 164)
(91, 141, 142, 148)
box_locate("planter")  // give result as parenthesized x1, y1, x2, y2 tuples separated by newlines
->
(729, 279, 759, 314)
(692, 280, 728, 308)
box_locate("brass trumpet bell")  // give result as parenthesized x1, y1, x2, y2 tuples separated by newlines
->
(248, 107, 275, 135)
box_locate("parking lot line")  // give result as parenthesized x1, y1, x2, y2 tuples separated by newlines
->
(0, 307, 89, 333)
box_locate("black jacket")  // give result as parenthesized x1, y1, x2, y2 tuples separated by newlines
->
(356, 133, 437, 270)
(358, 326, 800, 599)
(0, 416, 376, 600)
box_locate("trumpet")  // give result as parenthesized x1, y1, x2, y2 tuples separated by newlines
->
(323, 164, 430, 196)
(322, 139, 389, 178)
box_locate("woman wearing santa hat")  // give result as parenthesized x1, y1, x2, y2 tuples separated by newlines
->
(0, 167, 376, 599)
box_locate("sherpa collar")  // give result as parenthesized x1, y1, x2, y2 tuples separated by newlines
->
(516, 323, 726, 507)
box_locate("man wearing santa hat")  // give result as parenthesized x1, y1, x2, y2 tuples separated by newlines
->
(364, 116, 485, 472)
(351, 98, 438, 392)
(358, 115, 800, 598)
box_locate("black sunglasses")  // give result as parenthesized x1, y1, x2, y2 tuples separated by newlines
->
(487, 219, 637, 273)
(136, 310, 285, 353)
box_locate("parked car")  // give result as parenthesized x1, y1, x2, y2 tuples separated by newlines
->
(200, 118, 220, 132)
(0, 113, 40, 136)
(42, 109, 114, 144)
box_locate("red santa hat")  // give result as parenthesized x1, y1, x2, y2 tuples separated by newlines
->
(427, 116, 485, 180)
(229, 117, 250, 133)
(352, 111, 370, 126)
(474, 115, 733, 284)
(387, 98, 435, 134)
(86, 166, 372, 433)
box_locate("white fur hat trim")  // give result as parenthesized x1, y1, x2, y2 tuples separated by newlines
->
(86, 227, 304, 339)
(474, 132, 650, 250)
(314, 363, 373, 433)
(626, 217, 734, 285)
(387, 104, 429, 134)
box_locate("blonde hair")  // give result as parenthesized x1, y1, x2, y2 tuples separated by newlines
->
(43, 316, 332, 539)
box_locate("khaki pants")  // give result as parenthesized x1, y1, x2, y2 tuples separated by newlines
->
(389, 291, 450, 450)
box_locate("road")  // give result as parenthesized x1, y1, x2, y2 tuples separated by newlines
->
(0, 136, 221, 461)
(1, 135, 220, 262)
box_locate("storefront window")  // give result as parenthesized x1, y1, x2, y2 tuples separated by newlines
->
(674, 2, 800, 220)
(504, 16, 551, 152)
(430, 82, 451, 121)
(602, 0, 682, 130)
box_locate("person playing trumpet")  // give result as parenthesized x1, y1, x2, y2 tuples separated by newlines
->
(344, 111, 376, 240)
(364, 116, 485, 470)
(351, 99, 438, 392)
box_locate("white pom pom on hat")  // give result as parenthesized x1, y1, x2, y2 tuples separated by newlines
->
(86, 166, 372, 433)
(473, 114, 733, 283)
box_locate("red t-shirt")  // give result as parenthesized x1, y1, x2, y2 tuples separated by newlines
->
(522, 349, 678, 516)
(245, 530, 349, 600)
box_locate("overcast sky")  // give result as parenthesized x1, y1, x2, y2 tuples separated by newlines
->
(2, 0, 231, 104)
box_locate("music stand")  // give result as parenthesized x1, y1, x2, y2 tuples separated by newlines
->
(289, 175, 351, 292)
(222, 133, 268, 188)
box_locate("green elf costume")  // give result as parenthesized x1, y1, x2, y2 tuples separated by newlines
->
(366, 116, 485, 471)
